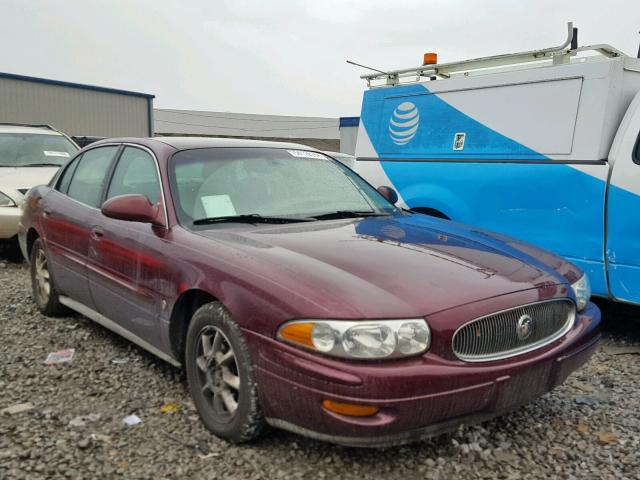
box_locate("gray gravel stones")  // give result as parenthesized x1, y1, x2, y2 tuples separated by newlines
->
(1, 260, 639, 479)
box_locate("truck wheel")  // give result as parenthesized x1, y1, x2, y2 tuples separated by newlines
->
(30, 238, 66, 316)
(185, 302, 267, 443)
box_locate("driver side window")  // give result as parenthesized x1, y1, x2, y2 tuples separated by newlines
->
(106, 147, 161, 204)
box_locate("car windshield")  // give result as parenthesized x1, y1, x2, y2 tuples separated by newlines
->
(0, 133, 78, 167)
(169, 147, 399, 228)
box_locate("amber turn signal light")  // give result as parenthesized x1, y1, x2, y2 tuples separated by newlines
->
(423, 52, 438, 65)
(322, 399, 379, 417)
(278, 322, 315, 348)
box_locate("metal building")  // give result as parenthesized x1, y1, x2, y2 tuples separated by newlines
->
(155, 109, 340, 151)
(0, 72, 154, 138)
(339, 117, 359, 155)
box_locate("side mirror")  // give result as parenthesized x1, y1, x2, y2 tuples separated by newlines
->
(101, 194, 164, 226)
(377, 185, 399, 204)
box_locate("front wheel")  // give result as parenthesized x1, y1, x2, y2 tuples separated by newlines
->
(30, 238, 66, 316)
(185, 302, 267, 443)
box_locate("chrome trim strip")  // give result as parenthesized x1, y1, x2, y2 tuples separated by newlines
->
(59, 296, 181, 368)
(46, 242, 86, 267)
(117, 143, 169, 227)
(451, 298, 576, 363)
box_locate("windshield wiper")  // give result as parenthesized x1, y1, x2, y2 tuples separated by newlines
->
(193, 214, 316, 225)
(311, 210, 391, 220)
(20, 163, 63, 167)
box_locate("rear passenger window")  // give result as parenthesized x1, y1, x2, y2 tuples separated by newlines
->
(57, 155, 81, 194)
(106, 147, 161, 204)
(67, 146, 118, 208)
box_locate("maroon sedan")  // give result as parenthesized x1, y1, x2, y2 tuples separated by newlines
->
(19, 137, 601, 447)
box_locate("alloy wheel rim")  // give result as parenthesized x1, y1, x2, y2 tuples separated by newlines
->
(196, 326, 241, 420)
(34, 249, 51, 303)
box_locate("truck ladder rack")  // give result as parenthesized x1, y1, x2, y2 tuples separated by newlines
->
(361, 23, 625, 87)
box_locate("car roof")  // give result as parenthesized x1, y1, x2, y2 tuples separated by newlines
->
(90, 136, 320, 152)
(0, 124, 63, 135)
(154, 136, 322, 151)
(323, 151, 354, 159)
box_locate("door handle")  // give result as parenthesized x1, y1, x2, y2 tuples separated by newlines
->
(43, 208, 52, 216)
(90, 227, 104, 240)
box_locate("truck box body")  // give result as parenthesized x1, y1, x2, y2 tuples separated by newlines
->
(357, 57, 640, 161)
(354, 52, 640, 303)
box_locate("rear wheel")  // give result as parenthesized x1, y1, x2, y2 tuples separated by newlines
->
(30, 238, 66, 316)
(185, 302, 267, 443)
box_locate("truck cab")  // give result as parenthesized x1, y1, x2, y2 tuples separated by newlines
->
(353, 24, 640, 304)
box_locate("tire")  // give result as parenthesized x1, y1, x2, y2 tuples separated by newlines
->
(185, 302, 267, 443)
(30, 238, 66, 316)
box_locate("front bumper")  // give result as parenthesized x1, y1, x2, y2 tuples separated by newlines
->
(0, 206, 21, 239)
(248, 301, 601, 447)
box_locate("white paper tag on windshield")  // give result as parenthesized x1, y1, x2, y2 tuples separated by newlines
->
(43, 151, 70, 157)
(201, 195, 236, 218)
(287, 150, 327, 160)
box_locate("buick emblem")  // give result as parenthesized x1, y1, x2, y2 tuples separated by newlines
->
(516, 314, 533, 340)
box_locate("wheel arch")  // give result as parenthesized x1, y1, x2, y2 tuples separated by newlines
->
(401, 183, 472, 222)
(169, 289, 218, 364)
(26, 227, 41, 260)
(410, 207, 451, 220)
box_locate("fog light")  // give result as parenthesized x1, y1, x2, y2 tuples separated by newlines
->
(322, 399, 379, 417)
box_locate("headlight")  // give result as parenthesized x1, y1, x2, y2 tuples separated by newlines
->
(0, 192, 16, 207)
(277, 319, 431, 359)
(571, 274, 591, 312)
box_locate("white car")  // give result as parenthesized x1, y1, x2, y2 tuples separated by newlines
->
(0, 124, 78, 256)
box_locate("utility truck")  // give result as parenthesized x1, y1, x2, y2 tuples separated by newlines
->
(353, 23, 640, 305)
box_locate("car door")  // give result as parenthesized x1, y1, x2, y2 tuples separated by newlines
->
(87, 145, 169, 349)
(42, 145, 120, 309)
(606, 92, 640, 304)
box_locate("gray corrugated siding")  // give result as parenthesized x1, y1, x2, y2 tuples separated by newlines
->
(154, 109, 339, 140)
(0, 77, 150, 137)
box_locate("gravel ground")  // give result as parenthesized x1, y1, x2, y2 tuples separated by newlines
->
(1, 256, 639, 480)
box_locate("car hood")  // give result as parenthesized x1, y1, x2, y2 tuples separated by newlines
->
(0, 167, 60, 204)
(197, 214, 573, 318)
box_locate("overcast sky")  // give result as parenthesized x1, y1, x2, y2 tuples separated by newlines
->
(3, 0, 639, 118)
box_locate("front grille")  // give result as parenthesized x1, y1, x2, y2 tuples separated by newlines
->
(452, 299, 575, 362)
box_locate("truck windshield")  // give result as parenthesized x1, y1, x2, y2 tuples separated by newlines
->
(169, 147, 398, 228)
(0, 133, 79, 167)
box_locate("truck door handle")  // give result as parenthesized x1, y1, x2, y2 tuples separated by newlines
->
(90, 227, 104, 240)
(43, 208, 52, 216)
